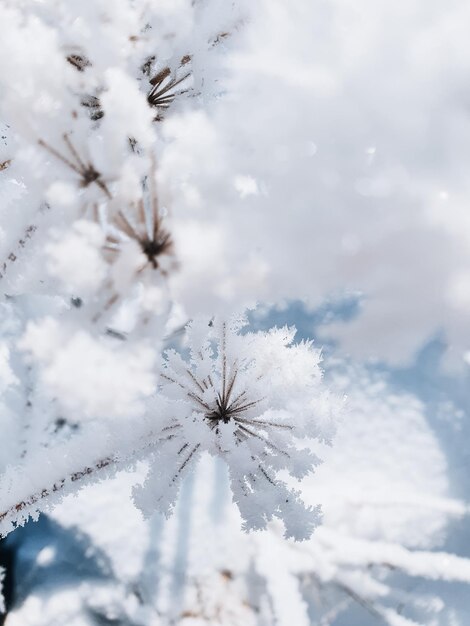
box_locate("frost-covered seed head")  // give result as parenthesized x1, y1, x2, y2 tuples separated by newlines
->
(104, 168, 175, 275)
(134, 317, 337, 540)
(38, 134, 111, 198)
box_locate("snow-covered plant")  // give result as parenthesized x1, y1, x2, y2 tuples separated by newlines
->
(0, 313, 335, 541)
(6, 364, 470, 626)
(135, 318, 335, 540)
(1, 0, 470, 622)
(0, 0, 345, 544)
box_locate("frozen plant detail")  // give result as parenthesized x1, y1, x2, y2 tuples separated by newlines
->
(0, 317, 336, 542)
(0, 1, 469, 624)
(134, 318, 335, 540)
(38, 134, 112, 198)
(145, 54, 193, 121)
(103, 171, 175, 274)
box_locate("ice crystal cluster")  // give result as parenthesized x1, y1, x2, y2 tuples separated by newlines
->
(135, 318, 335, 539)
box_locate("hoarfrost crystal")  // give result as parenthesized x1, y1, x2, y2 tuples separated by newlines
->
(134, 317, 338, 540)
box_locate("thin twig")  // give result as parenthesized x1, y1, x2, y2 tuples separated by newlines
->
(0, 457, 114, 526)
(0, 225, 37, 280)
(0, 428, 175, 532)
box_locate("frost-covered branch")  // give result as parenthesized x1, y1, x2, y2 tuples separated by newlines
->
(0, 417, 166, 536)
(0, 457, 113, 532)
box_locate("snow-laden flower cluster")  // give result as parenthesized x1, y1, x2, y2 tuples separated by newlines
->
(0, 310, 339, 542)
(135, 317, 338, 540)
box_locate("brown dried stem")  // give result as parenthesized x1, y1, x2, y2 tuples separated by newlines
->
(0, 425, 179, 533)
(38, 134, 111, 199)
(0, 456, 114, 527)
(0, 225, 37, 280)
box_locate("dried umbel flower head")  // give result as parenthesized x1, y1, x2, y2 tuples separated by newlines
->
(146, 55, 192, 121)
(38, 134, 111, 198)
(103, 170, 176, 276)
(70, 167, 177, 329)
(43, 163, 176, 330)
(134, 317, 338, 540)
